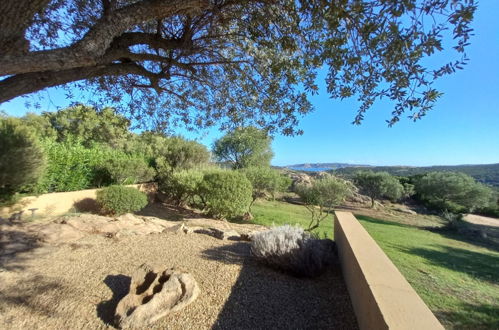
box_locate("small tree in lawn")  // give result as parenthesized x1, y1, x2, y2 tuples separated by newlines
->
(242, 166, 292, 214)
(354, 171, 404, 208)
(295, 177, 351, 232)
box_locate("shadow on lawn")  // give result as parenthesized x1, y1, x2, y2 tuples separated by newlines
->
(202, 243, 358, 330)
(435, 302, 499, 329)
(403, 245, 498, 284)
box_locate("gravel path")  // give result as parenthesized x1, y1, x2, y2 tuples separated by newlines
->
(0, 227, 358, 329)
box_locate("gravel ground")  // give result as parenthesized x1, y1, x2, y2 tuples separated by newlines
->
(0, 225, 358, 329)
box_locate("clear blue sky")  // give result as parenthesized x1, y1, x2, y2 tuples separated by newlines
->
(2, 1, 498, 167)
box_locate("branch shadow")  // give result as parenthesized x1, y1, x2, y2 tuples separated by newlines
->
(401, 245, 498, 284)
(434, 302, 499, 329)
(0, 221, 43, 271)
(96, 274, 131, 327)
(201, 242, 358, 329)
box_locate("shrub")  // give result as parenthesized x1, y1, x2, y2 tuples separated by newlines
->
(96, 185, 148, 215)
(35, 139, 144, 192)
(158, 168, 205, 206)
(251, 225, 336, 277)
(198, 170, 252, 219)
(295, 176, 351, 231)
(100, 157, 155, 185)
(0, 118, 46, 203)
(414, 172, 495, 213)
(241, 166, 292, 211)
(354, 171, 405, 207)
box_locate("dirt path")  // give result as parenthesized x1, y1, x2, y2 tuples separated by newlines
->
(0, 219, 357, 329)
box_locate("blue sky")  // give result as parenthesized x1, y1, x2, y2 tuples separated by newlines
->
(2, 1, 498, 167)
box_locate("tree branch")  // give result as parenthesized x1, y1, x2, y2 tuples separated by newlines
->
(0, 0, 210, 75)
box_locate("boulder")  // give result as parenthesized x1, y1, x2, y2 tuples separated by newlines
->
(115, 264, 200, 329)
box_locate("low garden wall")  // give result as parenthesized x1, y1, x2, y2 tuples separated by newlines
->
(0, 183, 157, 219)
(334, 211, 443, 330)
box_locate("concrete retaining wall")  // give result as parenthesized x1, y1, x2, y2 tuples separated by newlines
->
(334, 211, 443, 330)
(1, 183, 157, 218)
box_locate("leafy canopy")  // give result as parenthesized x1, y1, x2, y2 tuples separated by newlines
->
(295, 175, 351, 231)
(0, 117, 46, 202)
(213, 126, 273, 169)
(354, 171, 405, 207)
(0, 0, 476, 133)
(415, 171, 494, 212)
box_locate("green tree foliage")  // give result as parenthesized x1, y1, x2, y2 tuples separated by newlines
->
(35, 139, 134, 193)
(124, 132, 210, 172)
(354, 171, 405, 207)
(295, 176, 351, 231)
(96, 185, 148, 216)
(0, 1, 476, 134)
(44, 105, 131, 147)
(198, 170, 253, 219)
(213, 127, 273, 169)
(99, 157, 155, 185)
(157, 168, 205, 206)
(241, 166, 291, 211)
(0, 118, 45, 202)
(20, 112, 57, 140)
(414, 172, 494, 213)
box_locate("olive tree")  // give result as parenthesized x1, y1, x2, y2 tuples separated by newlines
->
(241, 166, 292, 212)
(354, 171, 405, 207)
(0, 0, 475, 133)
(295, 176, 351, 232)
(415, 171, 494, 213)
(213, 127, 273, 169)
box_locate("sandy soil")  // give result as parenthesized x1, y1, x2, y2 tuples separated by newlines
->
(463, 214, 499, 228)
(0, 217, 357, 329)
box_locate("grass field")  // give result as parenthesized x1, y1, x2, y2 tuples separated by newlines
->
(249, 199, 499, 329)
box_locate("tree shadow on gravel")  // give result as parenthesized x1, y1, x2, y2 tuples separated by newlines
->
(202, 242, 358, 330)
(96, 274, 132, 327)
(0, 221, 43, 271)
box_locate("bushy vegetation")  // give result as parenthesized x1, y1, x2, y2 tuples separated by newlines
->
(198, 170, 253, 219)
(414, 172, 495, 213)
(158, 168, 205, 206)
(241, 166, 291, 211)
(251, 225, 336, 277)
(354, 171, 405, 207)
(0, 118, 46, 203)
(295, 175, 351, 231)
(213, 126, 273, 169)
(99, 157, 155, 185)
(96, 185, 148, 215)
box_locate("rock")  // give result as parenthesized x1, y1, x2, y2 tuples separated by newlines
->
(115, 264, 200, 329)
(394, 207, 417, 215)
(38, 223, 86, 244)
(194, 227, 241, 240)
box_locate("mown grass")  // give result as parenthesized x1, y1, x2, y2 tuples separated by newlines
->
(249, 199, 334, 238)
(358, 215, 499, 329)
(250, 199, 499, 329)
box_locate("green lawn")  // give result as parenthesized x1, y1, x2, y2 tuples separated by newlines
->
(250, 199, 334, 238)
(249, 199, 499, 329)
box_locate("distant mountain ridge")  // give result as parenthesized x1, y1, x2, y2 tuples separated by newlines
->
(285, 163, 369, 169)
(284, 162, 499, 187)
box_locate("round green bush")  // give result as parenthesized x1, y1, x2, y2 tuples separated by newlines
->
(198, 170, 252, 219)
(96, 185, 148, 215)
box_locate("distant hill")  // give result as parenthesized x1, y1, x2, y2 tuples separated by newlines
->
(332, 163, 499, 187)
(285, 163, 369, 170)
